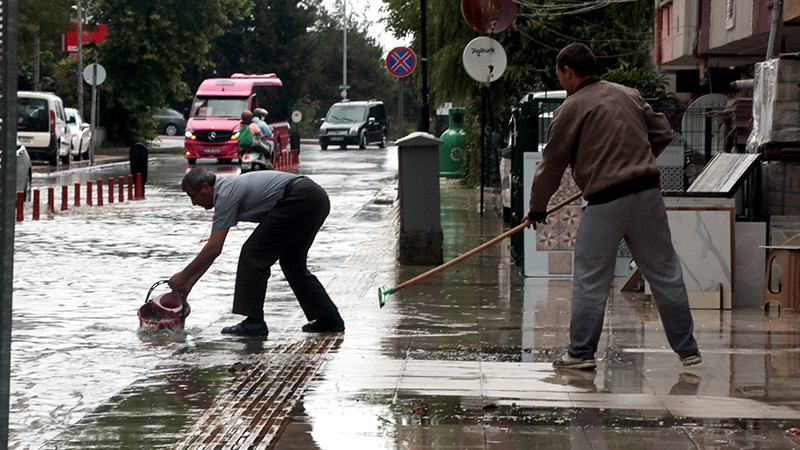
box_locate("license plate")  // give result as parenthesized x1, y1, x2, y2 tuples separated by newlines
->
(204, 148, 221, 154)
(20, 137, 33, 144)
(330, 137, 343, 141)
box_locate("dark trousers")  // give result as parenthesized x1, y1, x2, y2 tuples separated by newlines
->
(232, 178, 338, 321)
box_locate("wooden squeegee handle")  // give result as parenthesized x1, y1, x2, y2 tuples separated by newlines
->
(392, 192, 582, 293)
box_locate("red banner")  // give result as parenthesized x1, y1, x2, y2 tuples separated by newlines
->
(62, 24, 108, 53)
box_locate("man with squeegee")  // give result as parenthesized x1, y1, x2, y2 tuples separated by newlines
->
(527, 43, 701, 370)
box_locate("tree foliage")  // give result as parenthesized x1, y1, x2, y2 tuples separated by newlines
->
(17, 0, 74, 91)
(381, 0, 666, 187)
(92, 0, 251, 144)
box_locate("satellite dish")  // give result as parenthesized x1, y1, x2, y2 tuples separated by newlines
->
(461, 0, 517, 34)
(462, 36, 507, 83)
(681, 93, 730, 159)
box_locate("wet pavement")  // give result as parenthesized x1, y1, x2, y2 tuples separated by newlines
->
(10, 142, 800, 448)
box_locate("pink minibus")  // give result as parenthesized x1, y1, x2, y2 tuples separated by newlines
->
(183, 73, 289, 164)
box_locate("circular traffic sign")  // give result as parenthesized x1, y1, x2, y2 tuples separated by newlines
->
(291, 110, 303, 123)
(83, 63, 106, 86)
(462, 37, 507, 83)
(386, 47, 417, 78)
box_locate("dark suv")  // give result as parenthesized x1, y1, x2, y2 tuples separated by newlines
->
(319, 100, 388, 149)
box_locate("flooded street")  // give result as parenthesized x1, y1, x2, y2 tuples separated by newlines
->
(10, 140, 800, 448)
(11, 144, 398, 448)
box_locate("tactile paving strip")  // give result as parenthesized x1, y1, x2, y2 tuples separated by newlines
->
(174, 336, 341, 449)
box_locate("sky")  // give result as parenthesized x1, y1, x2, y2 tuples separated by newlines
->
(322, 0, 411, 55)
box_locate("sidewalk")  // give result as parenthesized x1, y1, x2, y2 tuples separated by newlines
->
(178, 179, 800, 448)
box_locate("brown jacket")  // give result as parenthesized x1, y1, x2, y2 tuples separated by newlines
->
(529, 79, 672, 212)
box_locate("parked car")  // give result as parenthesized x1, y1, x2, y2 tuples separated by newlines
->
(153, 108, 186, 136)
(65, 107, 91, 161)
(16, 91, 72, 166)
(319, 99, 388, 150)
(15, 139, 32, 201)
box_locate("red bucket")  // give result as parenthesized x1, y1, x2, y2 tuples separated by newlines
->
(139, 280, 190, 328)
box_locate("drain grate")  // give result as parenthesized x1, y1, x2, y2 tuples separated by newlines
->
(174, 336, 341, 449)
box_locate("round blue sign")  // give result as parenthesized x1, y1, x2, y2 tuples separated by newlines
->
(386, 47, 417, 78)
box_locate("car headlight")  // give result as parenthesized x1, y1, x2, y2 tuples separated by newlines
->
(185, 130, 195, 139)
(349, 125, 359, 134)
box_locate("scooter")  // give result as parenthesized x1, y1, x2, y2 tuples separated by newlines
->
(239, 140, 274, 172)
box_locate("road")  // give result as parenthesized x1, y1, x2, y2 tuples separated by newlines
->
(11, 142, 398, 448)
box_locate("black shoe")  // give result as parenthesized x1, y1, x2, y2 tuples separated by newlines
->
(221, 318, 269, 336)
(302, 313, 345, 332)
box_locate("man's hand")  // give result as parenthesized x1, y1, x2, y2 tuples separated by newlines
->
(525, 210, 548, 229)
(168, 271, 190, 296)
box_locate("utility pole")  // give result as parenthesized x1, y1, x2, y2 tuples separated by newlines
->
(77, 0, 84, 116)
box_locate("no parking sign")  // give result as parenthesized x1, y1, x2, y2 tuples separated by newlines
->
(386, 47, 416, 78)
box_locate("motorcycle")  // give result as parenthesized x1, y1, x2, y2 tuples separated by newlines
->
(239, 140, 274, 172)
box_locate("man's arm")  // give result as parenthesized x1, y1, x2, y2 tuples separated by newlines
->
(169, 227, 230, 295)
(643, 101, 673, 157)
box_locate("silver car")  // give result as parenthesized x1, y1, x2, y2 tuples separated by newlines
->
(65, 107, 91, 161)
(16, 139, 32, 201)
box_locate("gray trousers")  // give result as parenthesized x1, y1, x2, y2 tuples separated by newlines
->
(232, 178, 339, 322)
(569, 188, 699, 360)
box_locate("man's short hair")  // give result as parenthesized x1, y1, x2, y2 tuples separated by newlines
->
(182, 168, 216, 191)
(556, 43, 598, 77)
(241, 110, 254, 122)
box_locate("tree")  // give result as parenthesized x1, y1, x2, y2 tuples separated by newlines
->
(17, 0, 74, 92)
(92, 0, 251, 144)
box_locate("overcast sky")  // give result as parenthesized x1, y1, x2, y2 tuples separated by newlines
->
(322, 0, 411, 55)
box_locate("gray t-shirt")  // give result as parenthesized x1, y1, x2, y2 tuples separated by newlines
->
(212, 171, 298, 229)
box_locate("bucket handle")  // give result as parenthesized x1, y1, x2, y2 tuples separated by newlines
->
(146, 279, 190, 321)
(145, 279, 170, 304)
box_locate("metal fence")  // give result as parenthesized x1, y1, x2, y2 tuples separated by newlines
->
(0, 0, 19, 446)
(506, 94, 731, 267)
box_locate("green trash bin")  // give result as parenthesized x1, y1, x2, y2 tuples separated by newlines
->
(438, 108, 466, 178)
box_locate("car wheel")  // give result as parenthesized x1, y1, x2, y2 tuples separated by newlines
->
(60, 153, 70, 165)
(187, 158, 197, 165)
(165, 124, 178, 136)
(218, 158, 233, 164)
(359, 130, 367, 149)
(49, 151, 58, 166)
(320, 141, 328, 150)
(378, 132, 387, 149)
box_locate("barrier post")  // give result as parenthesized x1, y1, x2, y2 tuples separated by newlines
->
(74, 182, 80, 207)
(47, 187, 54, 214)
(108, 177, 114, 204)
(97, 179, 103, 206)
(87, 181, 93, 206)
(16, 192, 23, 222)
(128, 175, 133, 200)
(61, 185, 68, 211)
(135, 173, 143, 199)
(32, 190, 40, 220)
(118, 177, 124, 202)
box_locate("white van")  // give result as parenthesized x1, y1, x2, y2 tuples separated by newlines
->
(17, 91, 72, 166)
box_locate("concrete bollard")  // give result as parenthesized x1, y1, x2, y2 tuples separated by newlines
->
(396, 132, 444, 265)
